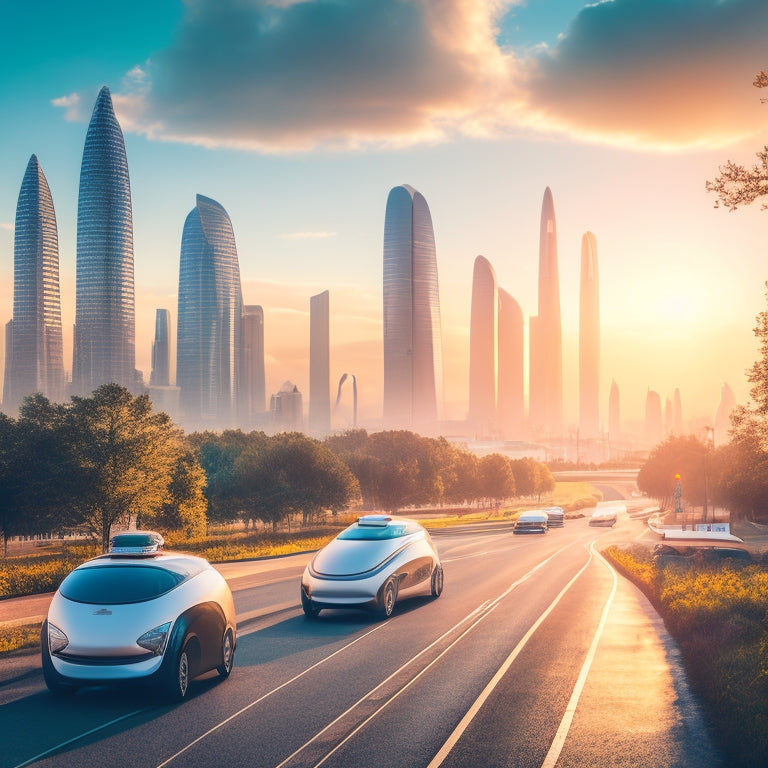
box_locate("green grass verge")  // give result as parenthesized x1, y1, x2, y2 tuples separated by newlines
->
(604, 544, 768, 768)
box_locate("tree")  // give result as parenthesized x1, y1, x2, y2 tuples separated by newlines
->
(706, 71, 768, 210)
(478, 454, 516, 506)
(65, 384, 187, 551)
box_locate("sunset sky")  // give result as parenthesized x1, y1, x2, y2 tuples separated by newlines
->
(0, 0, 766, 432)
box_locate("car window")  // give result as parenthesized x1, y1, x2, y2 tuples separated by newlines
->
(337, 522, 420, 541)
(60, 565, 187, 604)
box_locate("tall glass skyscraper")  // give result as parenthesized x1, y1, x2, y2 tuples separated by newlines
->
(469, 255, 498, 435)
(73, 86, 136, 395)
(309, 290, 331, 435)
(382, 184, 443, 432)
(240, 305, 266, 424)
(176, 194, 243, 428)
(498, 288, 525, 439)
(150, 309, 171, 387)
(3, 155, 65, 412)
(579, 231, 600, 438)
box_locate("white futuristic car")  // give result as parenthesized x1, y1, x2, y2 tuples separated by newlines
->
(300, 515, 443, 619)
(41, 532, 237, 701)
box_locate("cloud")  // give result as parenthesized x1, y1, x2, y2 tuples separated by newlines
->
(53, 0, 767, 152)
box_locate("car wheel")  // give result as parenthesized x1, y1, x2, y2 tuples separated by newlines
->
(217, 629, 235, 679)
(378, 577, 398, 619)
(165, 642, 191, 702)
(301, 589, 320, 618)
(430, 565, 444, 598)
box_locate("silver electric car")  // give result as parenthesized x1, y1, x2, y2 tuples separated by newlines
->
(300, 515, 443, 619)
(41, 532, 237, 701)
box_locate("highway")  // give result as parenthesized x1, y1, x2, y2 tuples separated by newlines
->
(0, 509, 721, 768)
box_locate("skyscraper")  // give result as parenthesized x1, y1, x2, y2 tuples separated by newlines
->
(241, 305, 266, 423)
(150, 309, 171, 387)
(645, 389, 663, 447)
(309, 290, 331, 435)
(579, 231, 600, 438)
(672, 388, 683, 434)
(608, 379, 621, 442)
(714, 382, 735, 446)
(73, 86, 136, 395)
(469, 256, 497, 436)
(529, 187, 562, 438)
(176, 194, 243, 428)
(382, 184, 443, 432)
(3, 155, 65, 412)
(498, 288, 525, 439)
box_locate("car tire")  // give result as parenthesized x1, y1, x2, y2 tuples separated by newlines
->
(217, 629, 235, 679)
(165, 641, 191, 702)
(430, 565, 444, 598)
(301, 589, 320, 619)
(378, 577, 398, 619)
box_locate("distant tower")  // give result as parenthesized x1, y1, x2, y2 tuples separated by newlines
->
(271, 381, 303, 431)
(73, 86, 136, 395)
(241, 305, 266, 422)
(150, 309, 171, 387)
(608, 379, 620, 443)
(382, 184, 443, 432)
(714, 382, 736, 447)
(579, 232, 600, 438)
(309, 290, 331, 435)
(672, 388, 683, 434)
(3, 155, 65, 413)
(469, 256, 498, 436)
(529, 187, 562, 437)
(176, 194, 243, 428)
(498, 288, 525, 439)
(645, 389, 663, 447)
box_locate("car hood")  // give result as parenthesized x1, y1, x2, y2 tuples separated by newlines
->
(311, 536, 417, 577)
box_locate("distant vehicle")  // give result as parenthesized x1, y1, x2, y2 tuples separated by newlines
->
(652, 541, 753, 566)
(300, 515, 443, 619)
(513, 510, 549, 534)
(543, 506, 565, 528)
(41, 531, 237, 701)
(589, 504, 625, 527)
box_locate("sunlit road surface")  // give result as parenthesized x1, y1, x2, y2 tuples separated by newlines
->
(0, 510, 721, 768)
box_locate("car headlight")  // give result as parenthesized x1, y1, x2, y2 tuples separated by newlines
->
(47, 622, 69, 654)
(137, 622, 172, 656)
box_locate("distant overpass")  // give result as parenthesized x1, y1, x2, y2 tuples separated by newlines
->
(553, 469, 640, 502)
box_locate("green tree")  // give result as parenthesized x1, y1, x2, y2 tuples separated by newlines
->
(65, 384, 187, 551)
(442, 446, 480, 505)
(706, 71, 768, 210)
(478, 453, 516, 506)
(532, 462, 556, 502)
(0, 414, 22, 555)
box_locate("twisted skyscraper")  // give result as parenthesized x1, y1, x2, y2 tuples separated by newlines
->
(382, 184, 443, 432)
(73, 86, 136, 395)
(176, 194, 243, 427)
(3, 155, 65, 412)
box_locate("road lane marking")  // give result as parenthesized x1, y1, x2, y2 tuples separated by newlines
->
(12, 709, 147, 768)
(427, 549, 596, 768)
(540, 542, 618, 768)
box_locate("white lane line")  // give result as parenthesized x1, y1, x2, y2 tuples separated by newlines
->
(155, 624, 388, 768)
(427, 550, 595, 768)
(540, 542, 617, 768)
(12, 709, 147, 768)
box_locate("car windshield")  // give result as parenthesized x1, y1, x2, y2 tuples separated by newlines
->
(337, 521, 421, 541)
(60, 565, 187, 604)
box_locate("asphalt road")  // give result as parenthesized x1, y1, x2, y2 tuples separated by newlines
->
(0, 511, 722, 768)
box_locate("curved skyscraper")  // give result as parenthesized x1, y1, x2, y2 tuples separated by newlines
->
(469, 255, 498, 436)
(382, 184, 443, 432)
(3, 155, 65, 412)
(579, 231, 600, 438)
(176, 194, 243, 427)
(498, 288, 525, 439)
(529, 187, 562, 438)
(73, 86, 136, 395)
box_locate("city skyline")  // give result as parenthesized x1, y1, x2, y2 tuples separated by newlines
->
(1, 1, 766, 431)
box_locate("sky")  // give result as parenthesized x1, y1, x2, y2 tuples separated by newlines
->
(0, 0, 766, 434)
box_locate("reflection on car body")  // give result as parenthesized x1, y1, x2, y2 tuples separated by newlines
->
(300, 515, 443, 619)
(513, 510, 549, 534)
(542, 506, 565, 527)
(41, 531, 237, 701)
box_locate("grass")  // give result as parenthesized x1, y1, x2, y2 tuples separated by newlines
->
(0, 623, 41, 654)
(604, 544, 768, 768)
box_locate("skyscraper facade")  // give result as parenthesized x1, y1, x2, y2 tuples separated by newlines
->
(241, 305, 266, 423)
(309, 290, 331, 435)
(382, 184, 443, 432)
(3, 155, 65, 412)
(469, 256, 497, 436)
(150, 309, 171, 387)
(176, 194, 243, 428)
(714, 382, 735, 447)
(498, 288, 525, 439)
(579, 231, 600, 438)
(529, 187, 562, 438)
(608, 379, 620, 441)
(645, 389, 663, 447)
(73, 86, 136, 395)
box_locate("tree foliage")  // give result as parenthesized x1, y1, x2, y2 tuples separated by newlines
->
(638, 435, 709, 511)
(706, 71, 768, 211)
